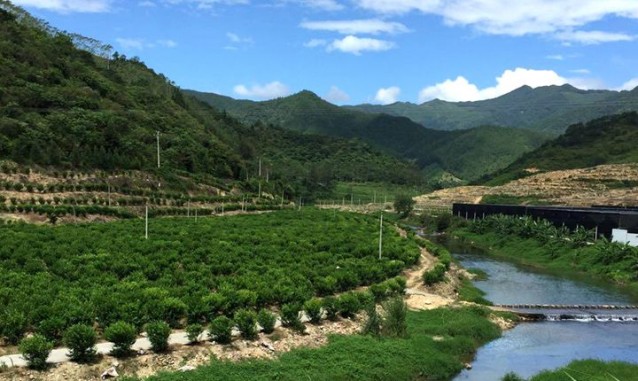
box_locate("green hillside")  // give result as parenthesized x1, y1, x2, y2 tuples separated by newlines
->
(349, 84, 638, 133)
(482, 112, 638, 185)
(187, 90, 549, 182)
(0, 3, 424, 199)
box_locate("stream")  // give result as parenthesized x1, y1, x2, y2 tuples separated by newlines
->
(445, 241, 638, 380)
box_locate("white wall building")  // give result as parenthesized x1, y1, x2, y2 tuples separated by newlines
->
(612, 228, 638, 247)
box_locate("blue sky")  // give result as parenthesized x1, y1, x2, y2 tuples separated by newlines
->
(11, 0, 638, 104)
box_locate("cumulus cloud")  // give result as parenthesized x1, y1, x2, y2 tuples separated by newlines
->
(233, 81, 291, 100)
(300, 19, 409, 35)
(327, 35, 394, 54)
(226, 32, 253, 44)
(619, 78, 638, 91)
(13, 0, 111, 13)
(324, 86, 350, 104)
(353, 0, 638, 43)
(294, 0, 344, 11)
(418, 68, 569, 103)
(374, 86, 401, 104)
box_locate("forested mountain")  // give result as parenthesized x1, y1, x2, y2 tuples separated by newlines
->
(187, 90, 549, 182)
(481, 112, 638, 185)
(349, 84, 638, 133)
(0, 2, 424, 198)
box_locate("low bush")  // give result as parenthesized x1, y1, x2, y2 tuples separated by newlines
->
(382, 297, 408, 338)
(234, 309, 258, 340)
(337, 292, 361, 319)
(146, 321, 171, 353)
(19, 334, 53, 370)
(1, 309, 27, 345)
(63, 324, 97, 363)
(257, 309, 276, 334)
(280, 304, 305, 334)
(303, 298, 323, 324)
(422, 263, 447, 286)
(185, 323, 204, 344)
(104, 321, 137, 357)
(209, 316, 233, 344)
(361, 305, 382, 337)
(322, 296, 339, 321)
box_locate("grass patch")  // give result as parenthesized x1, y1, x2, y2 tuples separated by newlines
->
(123, 307, 501, 381)
(330, 182, 428, 205)
(458, 279, 492, 305)
(467, 268, 489, 281)
(529, 359, 638, 381)
(479, 194, 552, 205)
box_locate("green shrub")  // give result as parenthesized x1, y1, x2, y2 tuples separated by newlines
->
(303, 298, 323, 324)
(337, 292, 361, 319)
(423, 263, 447, 286)
(209, 316, 233, 344)
(322, 296, 339, 321)
(185, 323, 204, 344)
(63, 324, 97, 363)
(280, 304, 305, 334)
(1, 309, 27, 345)
(234, 309, 258, 340)
(19, 334, 53, 370)
(104, 321, 137, 357)
(361, 305, 382, 337)
(501, 372, 525, 381)
(382, 297, 408, 338)
(146, 321, 171, 352)
(257, 309, 277, 334)
(160, 297, 187, 328)
(37, 318, 65, 345)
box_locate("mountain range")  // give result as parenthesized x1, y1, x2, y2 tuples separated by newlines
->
(349, 84, 638, 133)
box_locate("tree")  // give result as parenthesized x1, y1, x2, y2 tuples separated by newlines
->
(19, 334, 53, 370)
(393, 194, 415, 218)
(145, 321, 171, 352)
(63, 324, 97, 363)
(104, 321, 137, 357)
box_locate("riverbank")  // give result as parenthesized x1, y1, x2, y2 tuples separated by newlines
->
(449, 229, 638, 297)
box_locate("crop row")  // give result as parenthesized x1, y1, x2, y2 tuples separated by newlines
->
(0, 209, 420, 346)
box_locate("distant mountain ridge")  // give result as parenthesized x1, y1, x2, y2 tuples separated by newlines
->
(348, 84, 638, 133)
(482, 112, 638, 185)
(186, 89, 550, 183)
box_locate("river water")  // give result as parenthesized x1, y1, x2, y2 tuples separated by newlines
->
(447, 243, 638, 380)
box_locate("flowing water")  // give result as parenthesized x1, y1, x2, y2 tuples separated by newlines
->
(446, 242, 638, 380)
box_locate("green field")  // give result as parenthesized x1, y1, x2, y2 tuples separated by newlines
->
(0, 209, 420, 344)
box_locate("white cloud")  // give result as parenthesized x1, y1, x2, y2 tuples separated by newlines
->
(418, 68, 569, 103)
(324, 86, 350, 104)
(116, 38, 146, 50)
(116, 38, 178, 50)
(300, 19, 409, 35)
(327, 35, 395, 54)
(296, 0, 344, 11)
(374, 86, 401, 104)
(555, 30, 635, 45)
(226, 32, 253, 44)
(570, 68, 591, 74)
(619, 78, 638, 91)
(161, 0, 249, 9)
(233, 81, 291, 100)
(304, 38, 328, 47)
(13, 0, 111, 13)
(138, 1, 156, 6)
(354, 0, 638, 43)
(546, 54, 564, 61)
(157, 39, 178, 48)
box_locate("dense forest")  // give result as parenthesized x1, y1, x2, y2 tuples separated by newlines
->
(481, 112, 638, 185)
(0, 2, 424, 200)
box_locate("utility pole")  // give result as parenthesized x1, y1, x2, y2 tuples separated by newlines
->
(108, 183, 111, 207)
(156, 131, 160, 169)
(258, 158, 262, 177)
(378, 212, 383, 260)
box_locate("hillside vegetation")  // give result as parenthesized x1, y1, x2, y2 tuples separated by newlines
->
(187, 90, 549, 182)
(483, 112, 638, 185)
(0, 2, 423, 203)
(350, 84, 638, 133)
